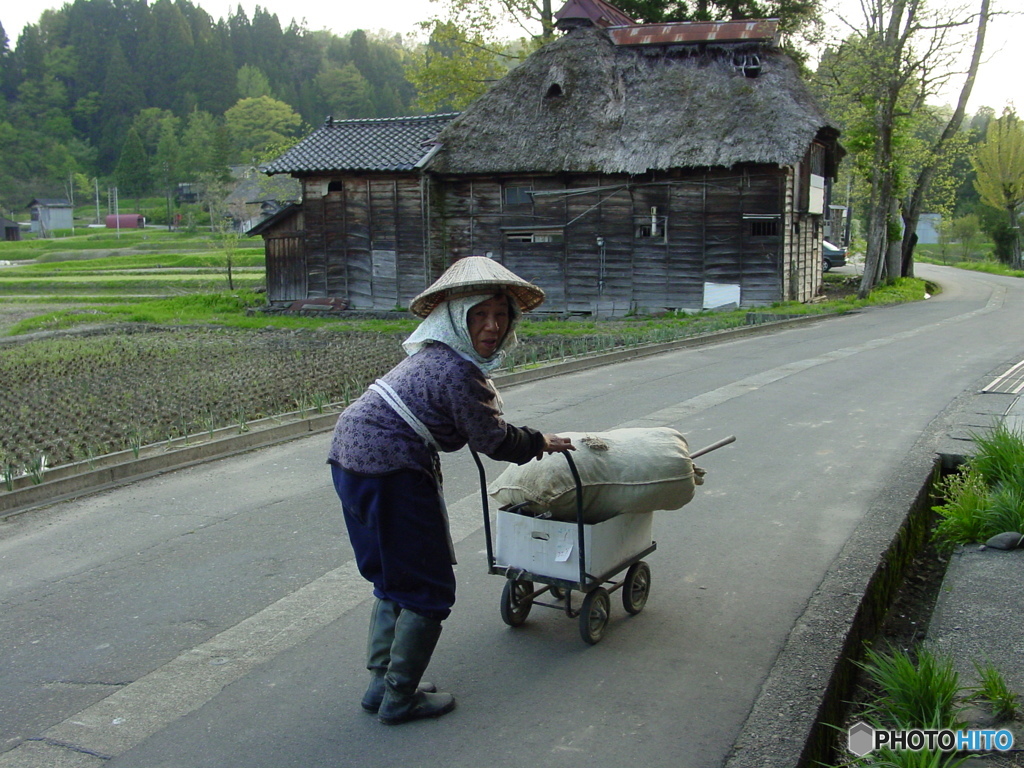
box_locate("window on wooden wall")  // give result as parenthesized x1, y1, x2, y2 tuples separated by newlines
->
(504, 228, 563, 243)
(744, 215, 781, 238)
(634, 208, 668, 242)
(504, 184, 533, 206)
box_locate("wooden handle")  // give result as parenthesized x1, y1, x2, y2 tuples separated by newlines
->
(690, 435, 736, 459)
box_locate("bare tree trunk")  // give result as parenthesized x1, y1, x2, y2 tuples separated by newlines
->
(900, 0, 990, 276)
(860, 116, 895, 298)
(541, 0, 553, 38)
(1010, 204, 1023, 269)
(858, 0, 910, 299)
(885, 197, 903, 279)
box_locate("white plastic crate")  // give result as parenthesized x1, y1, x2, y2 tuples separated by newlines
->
(494, 510, 653, 582)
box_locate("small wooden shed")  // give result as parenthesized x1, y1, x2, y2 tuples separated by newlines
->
(1, 217, 22, 242)
(257, 113, 458, 306)
(26, 199, 74, 236)
(258, 0, 843, 314)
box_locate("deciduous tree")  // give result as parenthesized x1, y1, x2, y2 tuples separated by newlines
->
(238, 65, 273, 98)
(816, 0, 991, 297)
(223, 95, 302, 164)
(972, 110, 1024, 267)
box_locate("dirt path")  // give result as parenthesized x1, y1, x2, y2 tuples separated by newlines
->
(0, 303, 65, 336)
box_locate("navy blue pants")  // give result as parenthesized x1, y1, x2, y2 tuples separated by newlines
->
(331, 463, 456, 621)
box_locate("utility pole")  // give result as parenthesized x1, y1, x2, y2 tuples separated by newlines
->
(108, 186, 120, 239)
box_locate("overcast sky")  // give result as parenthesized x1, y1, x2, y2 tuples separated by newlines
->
(2, 0, 1018, 113)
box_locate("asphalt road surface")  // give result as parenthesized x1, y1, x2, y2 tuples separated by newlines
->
(2, 263, 1022, 768)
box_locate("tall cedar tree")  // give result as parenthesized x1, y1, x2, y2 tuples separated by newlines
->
(114, 127, 151, 201)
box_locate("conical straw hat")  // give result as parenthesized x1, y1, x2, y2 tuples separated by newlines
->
(409, 256, 546, 318)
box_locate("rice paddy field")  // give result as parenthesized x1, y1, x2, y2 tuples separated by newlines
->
(0, 227, 891, 486)
(0, 325, 405, 476)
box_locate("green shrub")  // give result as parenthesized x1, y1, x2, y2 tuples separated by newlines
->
(932, 425, 1024, 548)
(986, 483, 1024, 536)
(932, 467, 992, 549)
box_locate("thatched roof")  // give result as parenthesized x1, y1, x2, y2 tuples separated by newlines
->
(429, 24, 837, 176)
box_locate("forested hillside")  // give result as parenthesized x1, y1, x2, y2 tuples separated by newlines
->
(0, 0, 419, 216)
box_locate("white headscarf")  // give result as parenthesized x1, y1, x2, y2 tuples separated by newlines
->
(403, 292, 521, 374)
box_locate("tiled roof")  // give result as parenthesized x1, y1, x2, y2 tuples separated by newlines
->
(263, 114, 459, 175)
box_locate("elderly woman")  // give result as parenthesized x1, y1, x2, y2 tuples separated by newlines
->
(328, 257, 574, 725)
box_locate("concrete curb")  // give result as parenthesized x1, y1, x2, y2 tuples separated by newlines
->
(0, 312, 836, 520)
(724, 378, 1016, 768)
(0, 411, 340, 520)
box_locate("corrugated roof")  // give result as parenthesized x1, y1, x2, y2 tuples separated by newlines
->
(609, 19, 780, 46)
(263, 114, 459, 175)
(26, 198, 72, 208)
(554, 0, 636, 28)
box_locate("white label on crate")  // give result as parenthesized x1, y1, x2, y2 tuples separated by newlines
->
(555, 530, 574, 562)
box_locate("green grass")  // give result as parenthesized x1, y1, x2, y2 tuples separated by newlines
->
(933, 425, 1024, 549)
(0, 276, 264, 296)
(2, 271, 930, 339)
(0, 244, 267, 298)
(4, 291, 425, 334)
(970, 660, 1019, 721)
(967, 424, 1024, 488)
(856, 645, 963, 730)
(844, 747, 969, 767)
(914, 244, 1024, 278)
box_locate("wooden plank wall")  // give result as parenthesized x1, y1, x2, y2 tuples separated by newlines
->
(432, 168, 787, 314)
(258, 207, 307, 303)
(300, 174, 429, 309)
(265, 234, 306, 301)
(781, 166, 823, 303)
(738, 169, 787, 306)
(303, 180, 328, 299)
(281, 166, 803, 314)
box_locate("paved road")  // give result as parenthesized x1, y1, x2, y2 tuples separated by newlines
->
(2, 264, 1022, 768)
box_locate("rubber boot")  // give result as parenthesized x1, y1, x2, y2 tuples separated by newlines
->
(361, 598, 435, 713)
(377, 610, 455, 725)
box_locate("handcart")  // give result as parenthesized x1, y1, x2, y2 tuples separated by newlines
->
(471, 435, 735, 645)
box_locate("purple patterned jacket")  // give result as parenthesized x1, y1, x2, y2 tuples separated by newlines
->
(328, 342, 543, 477)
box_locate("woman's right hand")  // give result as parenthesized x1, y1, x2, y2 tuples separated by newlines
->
(538, 434, 575, 459)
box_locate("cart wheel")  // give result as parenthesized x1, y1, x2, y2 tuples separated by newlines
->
(549, 586, 566, 600)
(500, 579, 533, 627)
(579, 587, 611, 645)
(622, 561, 651, 615)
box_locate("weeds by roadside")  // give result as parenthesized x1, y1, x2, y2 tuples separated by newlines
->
(933, 425, 1024, 550)
(971, 660, 1021, 721)
(827, 424, 1024, 767)
(831, 645, 1019, 767)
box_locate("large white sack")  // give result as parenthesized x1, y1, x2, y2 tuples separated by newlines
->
(487, 427, 702, 523)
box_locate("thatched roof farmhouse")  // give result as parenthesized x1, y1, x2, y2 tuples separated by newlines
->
(432, 17, 833, 175)
(255, 0, 844, 314)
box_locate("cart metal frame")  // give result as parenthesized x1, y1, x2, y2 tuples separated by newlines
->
(471, 435, 734, 644)
(472, 449, 655, 644)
